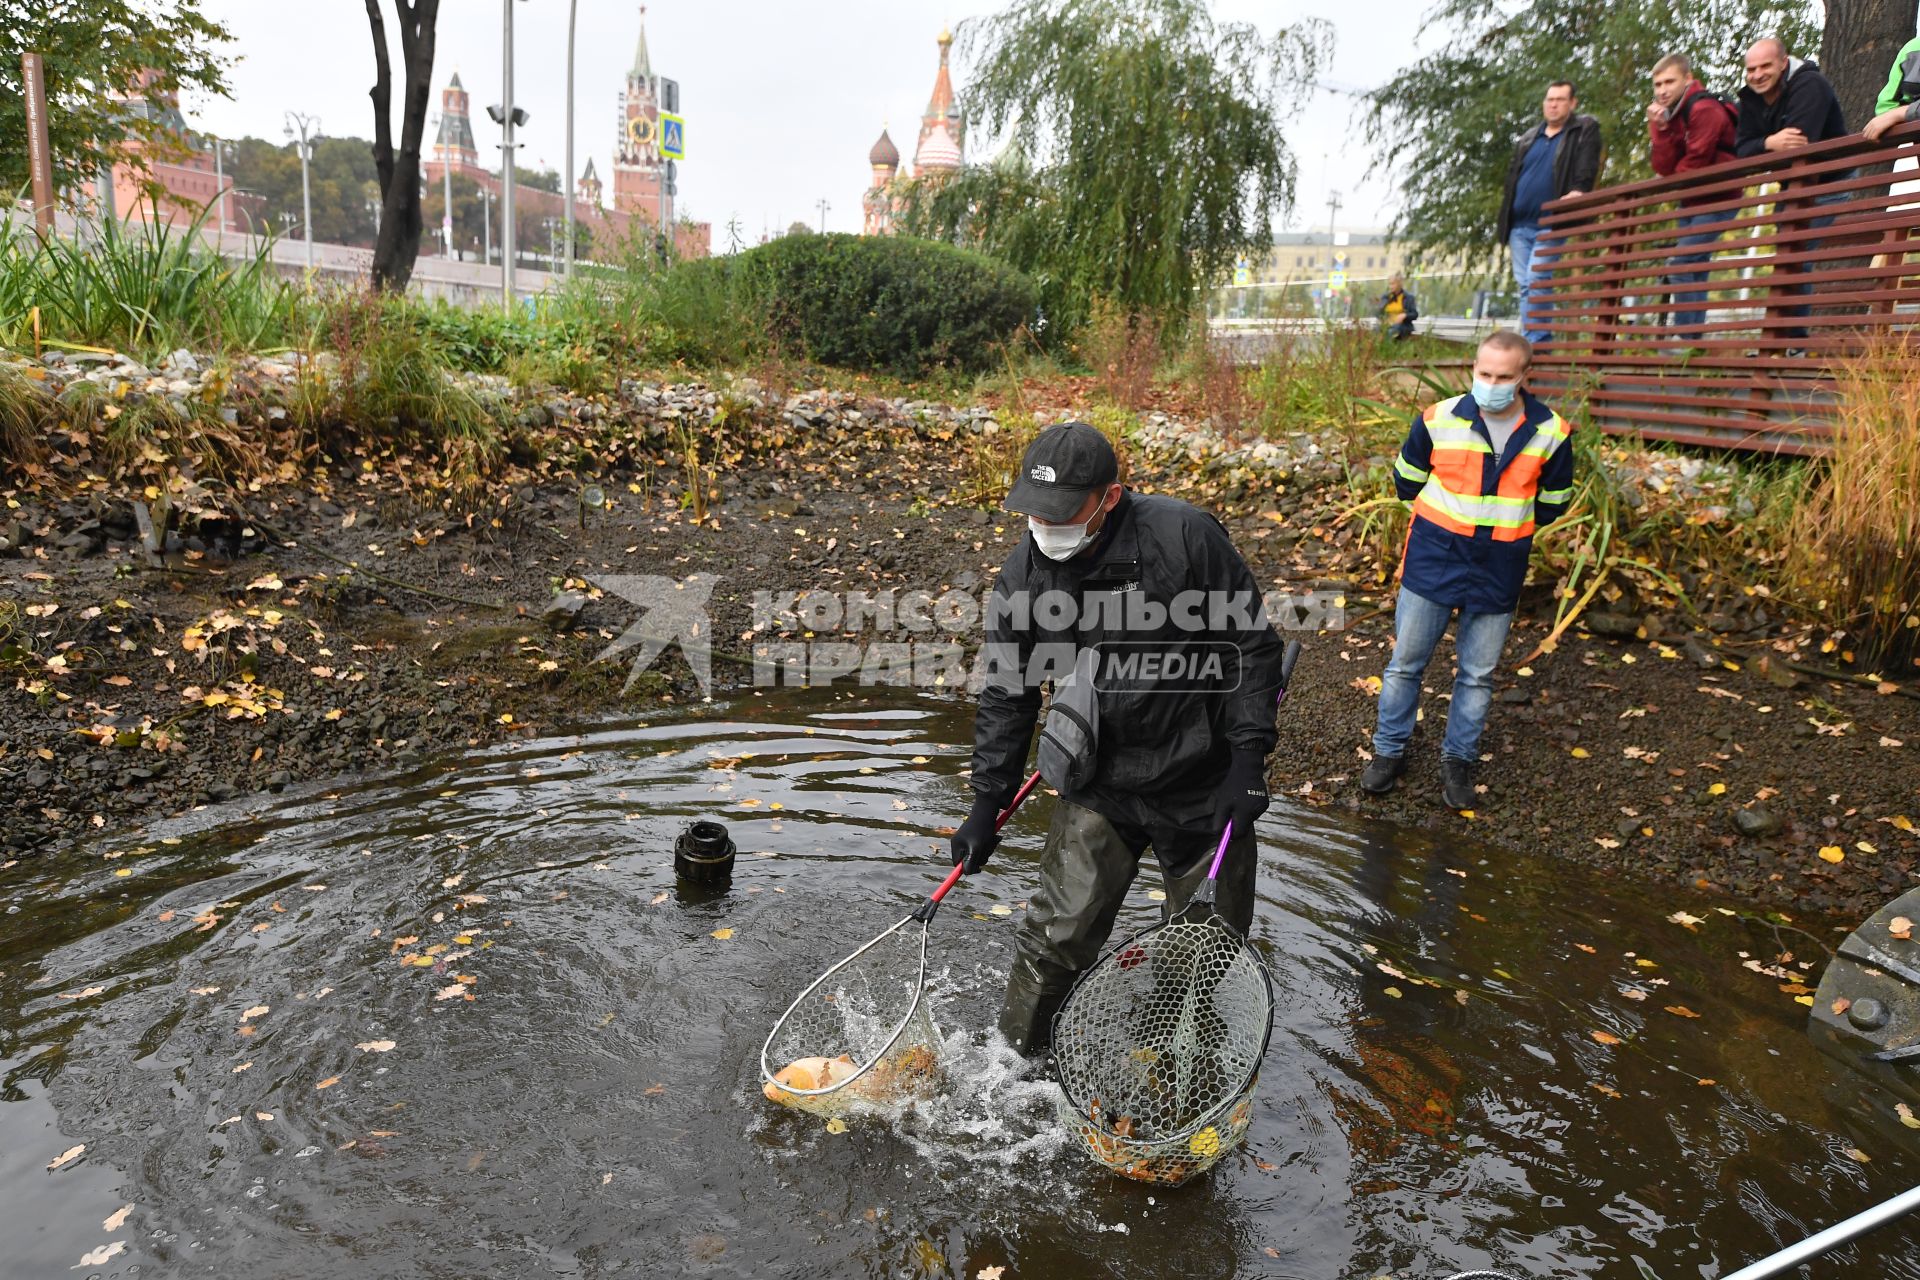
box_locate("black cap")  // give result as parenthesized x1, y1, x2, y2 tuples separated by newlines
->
(1004, 422, 1119, 522)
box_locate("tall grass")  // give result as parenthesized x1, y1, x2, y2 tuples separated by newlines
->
(1793, 334, 1920, 659)
(0, 206, 299, 360)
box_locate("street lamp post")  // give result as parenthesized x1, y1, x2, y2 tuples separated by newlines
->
(209, 135, 233, 247)
(487, 0, 530, 308)
(816, 198, 830, 234)
(284, 111, 320, 270)
(563, 0, 579, 277)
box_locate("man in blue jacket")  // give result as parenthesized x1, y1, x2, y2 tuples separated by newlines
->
(1359, 331, 1576, 811)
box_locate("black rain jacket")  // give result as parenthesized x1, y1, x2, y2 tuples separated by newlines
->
(1497, 114, 1604, 242)
(969, 491, 1286, 834)
(1735, 58, 1849, 157)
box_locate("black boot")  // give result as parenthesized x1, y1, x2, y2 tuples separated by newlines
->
(1358, 753, 1406, 795)
(1441, 757, 1477, 810)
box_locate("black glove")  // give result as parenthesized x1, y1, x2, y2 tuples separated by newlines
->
(949, 792, 1005, 874)
(1209, 750, 1270, 839)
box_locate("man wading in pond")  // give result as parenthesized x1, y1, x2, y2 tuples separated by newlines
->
(949, 422, 1289, 1056)
(1359, 330, 1575, 811)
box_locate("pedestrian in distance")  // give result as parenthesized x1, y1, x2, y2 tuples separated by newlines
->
(1378, 274, 1419, 341)
(1496, 81, 1603, 348)
(1647, 53, 1739, 341)
(950, 422, 1289, 1057)
(1359, 331, 1576, 811)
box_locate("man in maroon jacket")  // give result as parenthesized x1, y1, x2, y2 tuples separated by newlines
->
(1648, 53, 1738, 340)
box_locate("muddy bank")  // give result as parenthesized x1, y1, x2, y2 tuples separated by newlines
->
(3, 372, 1916, 923)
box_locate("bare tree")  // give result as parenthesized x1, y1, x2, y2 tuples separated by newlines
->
(364, 0, 441, 292)
(1823, 0, 1920, 132)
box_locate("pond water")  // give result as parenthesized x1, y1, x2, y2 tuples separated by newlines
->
(3, 686, 1918, 1279)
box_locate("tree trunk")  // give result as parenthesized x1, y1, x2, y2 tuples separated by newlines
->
(365, 0, 440, 292)
(1823, 0, 1920, 132)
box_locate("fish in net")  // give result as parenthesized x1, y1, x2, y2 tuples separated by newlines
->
(1051, 913, 1274, 1185)
(761, 916, 944, 1118)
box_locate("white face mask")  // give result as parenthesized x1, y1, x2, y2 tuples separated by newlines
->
(1028, 512, 1099, 561)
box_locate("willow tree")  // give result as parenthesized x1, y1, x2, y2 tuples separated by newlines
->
(1363, 0, 1820, 265)
(894, 0, 1327, 343)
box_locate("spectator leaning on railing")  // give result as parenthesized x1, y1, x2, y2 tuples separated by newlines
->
(1735, 38, 1849, 345)
(1647, 53, 1739, 340)
(1735, 37, 1847, 155)
(1496, 81, 1603, 348)
(1863, 31, 1920, 141)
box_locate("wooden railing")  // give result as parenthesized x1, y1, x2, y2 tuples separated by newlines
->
(1527, 119, 1920, 455)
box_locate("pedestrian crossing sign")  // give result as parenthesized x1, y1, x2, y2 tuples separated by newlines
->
(659, 112, 685, 160)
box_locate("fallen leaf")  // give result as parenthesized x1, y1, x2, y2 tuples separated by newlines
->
(241, 1005, 269, 1021)
(1667, 911, 1706, 929)
(434, 983, 468, 1001)
(825, 1117, 849, 1134)
(356, 1040, 396, 1053)
(645, 1083, 667, 1096)
(1846, 1148, 1871, 1163)
(1574, 943, 1597, 954)
(602, 1172, 614, 1185)
(711, 927, 735, 940)
(1383, 986, 1403, 998)
(1898, 1102, 1920, 1129)
(1664, 1005, 1702, 1019)
(978, 1267, 1006, 1280)
(990, 904, 1013, 917)
(649, 892, 669, 905)
(1892, 916, 1913, 936)
(1819, 846, 1846, 863)
(1591, 1082, 1622, 1098)
(47, 1144, 85, 1171)
(1570, 747, 1590, 759)
(74, 1242, 126, 1267)
(58, 986, 106, 1000)
(255, 1111, 273, 1121)
(1591, 1030, 1621, 1046)
(232, 1061, 252, 1074)
(315, 1076, 341, 1090)
(1145, 889, 1167, 902)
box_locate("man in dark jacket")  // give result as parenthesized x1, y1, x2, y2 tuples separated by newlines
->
(1648, 53, 1739, 338)
(1735, 38, 1848, 155)
(1497, 81, 1604, 346)
(1735, 39, 1850, 341)
(951, 422, 1288, 1056)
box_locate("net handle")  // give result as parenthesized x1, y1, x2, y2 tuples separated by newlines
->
(914, 767, 1042, 922)
(1194, 640, 1301, 907)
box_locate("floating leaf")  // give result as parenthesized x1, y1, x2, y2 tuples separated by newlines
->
(255, 1111, 274, 1121)
(1591, 1082, 1622, 1099)
(46, 1144, 84, 1170)
(1667, 912, 1706, 929)
(75, 1242, 126, 1267)
(1591, 1030, 1621, 1046)
(315, 1076, 341, 1090)
(1145, 889, 1166, 902)
(103, 1205, 132, 1231)
(241, 1005, 269, 1021)
(711, 927, 735, 940)
(356, 1040, 396, 1053)
(58, 986, 106, 1000)
(1664, 1005, 1701, 1019)
(1898, 1103, 1920, 1129)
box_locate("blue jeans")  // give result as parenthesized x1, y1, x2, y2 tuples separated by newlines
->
(1780, 185, 1852, 340)
(1372, 586, 1515, 762)
(1508, 223, 1555, 345)
(1669, 208, 1732, 338)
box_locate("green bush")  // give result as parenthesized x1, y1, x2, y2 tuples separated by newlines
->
(667, 233, 1035, 376)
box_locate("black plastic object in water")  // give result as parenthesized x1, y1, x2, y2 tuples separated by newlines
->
(674, 820, 736, 884)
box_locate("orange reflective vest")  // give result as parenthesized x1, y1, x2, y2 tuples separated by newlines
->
(1392, 391, 1576, 612)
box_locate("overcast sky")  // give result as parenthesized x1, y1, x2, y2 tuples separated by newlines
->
(187, 0, 1430, 241)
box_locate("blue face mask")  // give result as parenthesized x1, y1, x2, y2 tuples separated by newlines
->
(1471, 379, 1519, 413)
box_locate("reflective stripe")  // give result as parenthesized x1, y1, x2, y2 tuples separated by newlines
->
(1414, 481, 1535, 528)
(1537, 486, 1574, 504)
(1395, 454, 1431, 484)
(1427, 424, 1490, 451)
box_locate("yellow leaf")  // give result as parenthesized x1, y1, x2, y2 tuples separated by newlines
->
(1898, 1102, 1920, 1129)
(1795, 995, 1815, 1006)
(113, 868, 132, 877)
(1571, 747, 1590, 759)
(1818, 846, 1845, 863)
(1708, 782, 1726, 795)
(1459, 809, 1476, 819)
(1591, 1030, 1621, 1045)
(1890, 815, 1915, 832)
(1857, 841, 1878, 854)
(1146, 889, 1167, 902)
(1383, 986, 1403, 998)
(711, 927, 734, 940)
(825, 1117, 849, 1134)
